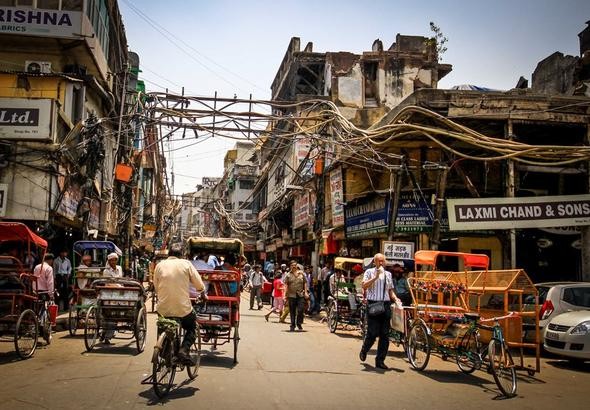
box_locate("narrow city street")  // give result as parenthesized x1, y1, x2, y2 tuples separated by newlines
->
(0, 294, 588, 410)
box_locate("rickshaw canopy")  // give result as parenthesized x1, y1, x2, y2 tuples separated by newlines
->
(73, 241, 122, 255)
(334, 257, 364, 270)
(414, 250, 489, 270)
(0, 222, 47, 248)
(187, 237, 244, 256)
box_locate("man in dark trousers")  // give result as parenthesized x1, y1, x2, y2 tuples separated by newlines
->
(359, 253, 398, 370)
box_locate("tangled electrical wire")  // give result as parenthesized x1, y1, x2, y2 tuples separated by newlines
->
(141, 91, 590, 236)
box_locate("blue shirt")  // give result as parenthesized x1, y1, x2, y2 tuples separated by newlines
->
(207, 255, 220, 269)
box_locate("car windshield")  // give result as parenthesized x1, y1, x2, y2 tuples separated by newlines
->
(562, 287, 590, 308)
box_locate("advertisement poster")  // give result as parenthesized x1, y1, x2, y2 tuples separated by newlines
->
(330, 167, 344, 227)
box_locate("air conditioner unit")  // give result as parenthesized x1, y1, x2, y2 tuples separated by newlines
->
(25, 61, 52, 74)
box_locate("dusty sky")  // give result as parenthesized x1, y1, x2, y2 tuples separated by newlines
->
(119, 0, 590, 194)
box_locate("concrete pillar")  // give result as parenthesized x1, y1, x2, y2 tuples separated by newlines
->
(505, 120, 517, 269)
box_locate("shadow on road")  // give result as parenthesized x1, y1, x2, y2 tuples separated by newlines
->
(79, 342, 141, 356)
(138, 380, 199, 406)
(360, 362, 405, 373)
(545, 359, 590, 373)
(200, 351, 236, 369)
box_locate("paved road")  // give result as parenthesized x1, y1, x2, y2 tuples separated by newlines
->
(0, 294, 589, 410)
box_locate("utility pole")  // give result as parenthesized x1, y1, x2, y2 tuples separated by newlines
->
(430, 164, 449, 250)
(387, 157, 405, 241)
(104, 63, 128, 240)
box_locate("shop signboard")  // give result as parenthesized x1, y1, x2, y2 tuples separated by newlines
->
(447, 194, 590, 230)
(345, 195, 390, 239)
(330, 167, 344, 227)
(295, 135, 315, 178)
(0, 6, 82, 39)
(395, 192, 448, 233)
(382, 241, 414, 261)
(56, 182, 81, 220)
(0, 98, 52, 141)
(293, 192, 310, 228)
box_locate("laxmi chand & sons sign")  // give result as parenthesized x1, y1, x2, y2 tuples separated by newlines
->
(447, 195, 590, 231)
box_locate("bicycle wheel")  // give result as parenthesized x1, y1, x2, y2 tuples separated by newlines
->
(15, 309, 38, 359)
(84, 305, 99, 352)
(328, 301, 338, 333)
(233, 324, 240, 364)
(40, 309, 52, 345)
(152, 332, 176, 399)
(151, 291, 157, 313)
(407, 322, 430, 371)
(187, 325, 202, 380)
(68, 305, 78, 336)
(359, 304, 368, 339)
(488, 338, 517, 397)
(135, 307, 147, 353)
(456, 330, 481, 374)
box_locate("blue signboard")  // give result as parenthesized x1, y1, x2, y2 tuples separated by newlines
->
(345, 196, 390, 239)
(395, 192, 448, 233)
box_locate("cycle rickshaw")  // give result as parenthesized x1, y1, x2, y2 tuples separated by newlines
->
(405, 250, 539, 397)
(84, 277, 147, 353)
(68, 241, 123, 335)
(326, 257, 368, 334)
(0, 222, 52, 359)
(187, 237, 243, 364)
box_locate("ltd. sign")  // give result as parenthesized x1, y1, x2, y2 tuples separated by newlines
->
(0, 98, 52, 140)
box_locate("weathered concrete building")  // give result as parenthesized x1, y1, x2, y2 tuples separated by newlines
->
(254, 34, 451, 265)
(0, 0, 135, 252)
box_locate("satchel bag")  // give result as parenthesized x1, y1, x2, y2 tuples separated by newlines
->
(367, 269, 388, 317)
(367, 301, 385, 316)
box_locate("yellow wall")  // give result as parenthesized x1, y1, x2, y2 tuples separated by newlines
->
(0, 74, 65, 106)
(458, 236, 503, 270)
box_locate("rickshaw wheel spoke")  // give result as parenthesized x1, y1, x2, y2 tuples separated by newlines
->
(187, 325, 201, 379)
(68, 306, 78, 336)
(15, 309, 38, 359)
(407, 322, 430, 371)
(328, 301, 338, 333)
(457, 331, 481, 374)
(152, 332, 176, 398)
(135, 307, 147, 353)
(84, 305, 99, 351)
(233, 324, 239, 364)
(488, 338, 517, 397)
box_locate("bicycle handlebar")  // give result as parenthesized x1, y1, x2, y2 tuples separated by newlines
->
(479, 311, 520, 323)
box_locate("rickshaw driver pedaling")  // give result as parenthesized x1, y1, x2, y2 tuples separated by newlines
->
(153, 243, 206, 365)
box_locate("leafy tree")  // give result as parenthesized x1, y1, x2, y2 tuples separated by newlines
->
(428, 22, 448, 60)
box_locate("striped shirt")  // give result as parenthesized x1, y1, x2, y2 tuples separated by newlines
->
(363, 267, 393, 301)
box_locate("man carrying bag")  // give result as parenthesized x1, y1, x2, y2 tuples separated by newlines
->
(359, 253, 398, 370)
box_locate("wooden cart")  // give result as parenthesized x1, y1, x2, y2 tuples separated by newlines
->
(187, 237, 244, 364)
(0, 222, 49, 359)
(414, 250, 541, 375)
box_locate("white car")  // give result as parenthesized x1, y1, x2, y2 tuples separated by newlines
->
(523, 282, 590, 342)
(543, 310, 590, 361)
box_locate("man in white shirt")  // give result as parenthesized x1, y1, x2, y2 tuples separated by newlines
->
(33, 253, 55, 299)
(103, 253, 123, 277)
(154, 243, 205, 364)
(54, 249, 72, 310)
(249, 264, 268, 310)
(359, 253, 398, 370)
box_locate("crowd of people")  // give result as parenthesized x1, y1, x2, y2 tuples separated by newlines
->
(243, 255, 412, 349)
